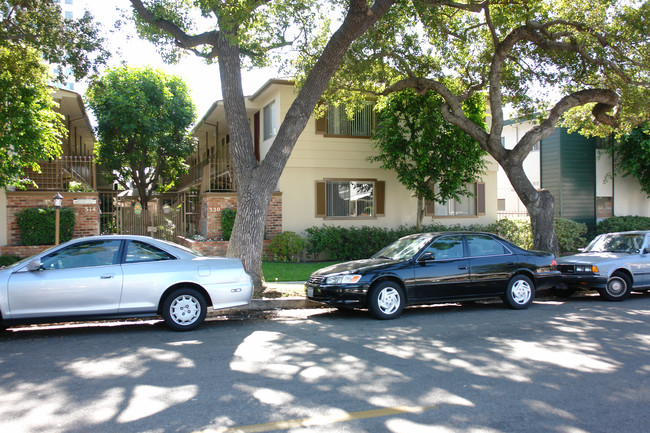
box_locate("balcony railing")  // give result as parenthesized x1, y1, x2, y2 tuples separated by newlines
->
(23, 156, 96, 191)
(178, 158, 236, 192)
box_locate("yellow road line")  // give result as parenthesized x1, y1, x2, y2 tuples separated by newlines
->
(199, 404, 439, 433)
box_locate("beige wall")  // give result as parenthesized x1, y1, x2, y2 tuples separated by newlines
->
(280, 166, 498, 235)
(278, 99, 499, 233)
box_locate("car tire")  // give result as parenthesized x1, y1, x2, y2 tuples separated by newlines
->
(162, 287, 207, 332)
(599, 272, 631, 301)
(368, 281, 405, 320)
(503, 275, 535, 309)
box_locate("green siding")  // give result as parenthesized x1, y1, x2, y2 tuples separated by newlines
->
(541, 128, 596, 229)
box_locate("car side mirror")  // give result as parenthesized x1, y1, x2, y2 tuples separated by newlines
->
(418, 252, 435, 262)
(643, 248, 650, 255)
(27, 259, 43, 271)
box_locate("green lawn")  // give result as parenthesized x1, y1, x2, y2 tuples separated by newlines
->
(262, 261, 338, 282)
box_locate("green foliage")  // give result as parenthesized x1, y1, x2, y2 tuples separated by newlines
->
(0, 255, 20, 267)
(608, 123, 650, 195)
(86, 66, 197, 209)
(0, 0, 109, 83)
(596, 216, 650, 235)
(221, 208, 236, 241)
(305, 218, 588, 260)
(483, 218, 534, 251)
(0, 45, 64, 189)
(0, 1, 108, 189)
(67, 181, 94, 192)
(266, 231, 307, 262)
(553, 218, 588, 254)
(16, 207, 75, 245)
(370, 89, 487, 206)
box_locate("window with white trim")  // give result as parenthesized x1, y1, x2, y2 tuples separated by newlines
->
(425, 182, 485, 217)
(263, 100, 277, 140)
(315, 179, 385, 218)
(326, 103, 374, 137)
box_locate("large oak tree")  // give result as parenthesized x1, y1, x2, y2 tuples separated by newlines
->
(129, 0, 397, 294)
(319, 0, 650, 255)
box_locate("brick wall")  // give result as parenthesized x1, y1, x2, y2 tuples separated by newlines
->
(199, 192, 282, 240)
(5, 191, 100, 246)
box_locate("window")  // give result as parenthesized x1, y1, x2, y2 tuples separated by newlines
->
(64, 11, 73, 19)
(315, 179, 385, 218)
(426, 183, 485, 217)
(466, 234, 508, 257)
(317, 103, 375, 137)
(423, 235, 465, 260)
(40, 240, 121, 269)
(263, 100, 277, 140)
(125, 241, 175, 263)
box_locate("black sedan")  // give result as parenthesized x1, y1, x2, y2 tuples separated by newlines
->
(306, 232, 559, 319)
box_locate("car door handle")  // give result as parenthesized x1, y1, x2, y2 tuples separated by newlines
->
(101, 275, 114, 279)
(458, 266, 468, 270)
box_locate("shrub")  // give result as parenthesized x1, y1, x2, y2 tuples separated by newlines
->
(221, 208, 236, 241)
(554, 218, 588, 254)
(484, 218, 533, 250)
(0, 255, 20, 267)
(16, 207, 75, 245)
(595, 216, 650, 235)
(266, 231, 307, 262)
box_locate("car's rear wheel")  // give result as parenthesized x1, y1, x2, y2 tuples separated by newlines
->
(162, 287, 207, 331)
(503, 275, 535, 309)
(368, 281, 405, 320)
(599, 272, 631, 301)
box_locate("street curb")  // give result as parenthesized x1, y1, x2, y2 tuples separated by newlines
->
(209, 297, 320, 316)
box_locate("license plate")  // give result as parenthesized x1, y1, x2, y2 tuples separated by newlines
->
(307, 287, 314, 297)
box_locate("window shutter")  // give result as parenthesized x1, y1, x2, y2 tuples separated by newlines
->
(477, 182, 485, 215)
(425, 200, 436, 216)
(315, 116, 327, 135)
(375, 181, 385, 216)
(315, 181, 326, 217)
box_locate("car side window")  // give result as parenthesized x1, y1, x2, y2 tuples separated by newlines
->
(40, 240, 122, 270)
(466, 234, 507, 257)
(125, 241, 175, 263)
(424, 236, 464, 260)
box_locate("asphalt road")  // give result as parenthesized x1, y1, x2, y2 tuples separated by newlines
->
(1, 292, 649, 433)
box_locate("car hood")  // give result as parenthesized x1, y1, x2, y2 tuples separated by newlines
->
(557, 252, 636, 265)
(311, 258, 399, 277)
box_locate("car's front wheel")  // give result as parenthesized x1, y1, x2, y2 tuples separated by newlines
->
(162, 287, 207, 331)
(599, 272, 631, 301)
(503, 275, 535, 309)
(368, 281, 405, 320)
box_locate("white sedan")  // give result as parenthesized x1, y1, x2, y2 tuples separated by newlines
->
(0, 235, 252, 331)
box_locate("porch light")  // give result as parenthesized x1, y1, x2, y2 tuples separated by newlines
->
(53, 192, 63, 209)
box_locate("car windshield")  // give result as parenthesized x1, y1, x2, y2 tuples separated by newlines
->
(585, 233, 645, 253)
(372, 234, 435, 260)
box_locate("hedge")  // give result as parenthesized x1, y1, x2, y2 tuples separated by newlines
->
(304, 217, 585, 261)
(16, 207, 75, 245)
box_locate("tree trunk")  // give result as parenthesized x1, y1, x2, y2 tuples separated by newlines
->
(502, 162, 559, 255)
(416, 196, 424, 230)
(215, 2, 396, 294)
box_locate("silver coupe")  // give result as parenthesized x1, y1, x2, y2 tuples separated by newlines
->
(0, 235, 252, 331)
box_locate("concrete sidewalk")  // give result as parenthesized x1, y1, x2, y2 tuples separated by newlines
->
(210, 281, 319, 316)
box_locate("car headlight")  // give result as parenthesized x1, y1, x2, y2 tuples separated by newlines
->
(575, 265, 599, 273)
(325, 274, 362, 284)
